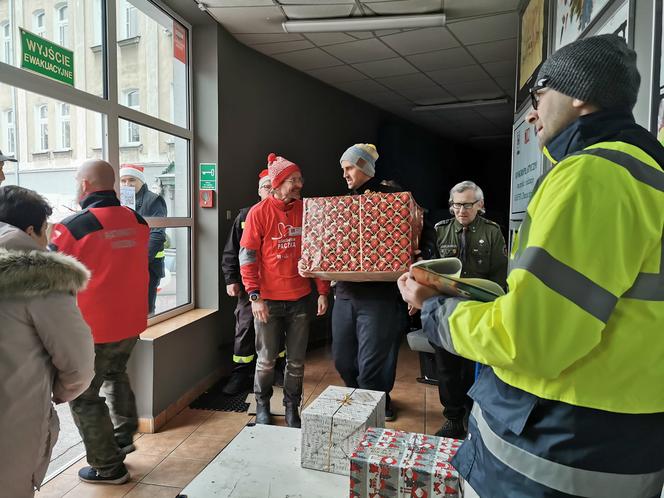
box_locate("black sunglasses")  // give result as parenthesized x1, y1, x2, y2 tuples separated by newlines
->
(529, 77, 550, 110)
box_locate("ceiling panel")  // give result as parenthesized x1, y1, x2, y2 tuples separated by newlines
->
(324, 38, 398, 64)
(235, 33, 304, 45)
(428, 64, 489, 86)
(475, 105, 515, 126)
(407, 47, 471, 72)
(466, 38, 517, 63)
(447, 12, 518, 45)
(380, 27, 459, 56)
(282, 4, 355, 19)
(252, 40, 315, 55)
(352, 57, 419, 78)
(483, 60, 516, 79)
(401, 86, 454, 105)
(307, 65, 368, 84)
(363, 0, 443, 15)
(273, 48, 343, 71)
(206, 0, 274, 6)
(335, 79, 390, 96)
(278, 0, 355, 3)
(207, 6, 285, 34)
(303, 33, 357, 46)
(495, 76, 515, 93)
(361, 90, 410, 105)
(376, 72, 436, 92)
(443, 0, 520, 17)
(348, 32, 376, 40)
(444, 79, 503, 100)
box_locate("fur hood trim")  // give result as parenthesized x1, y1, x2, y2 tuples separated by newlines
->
(0, 249, 90, 299)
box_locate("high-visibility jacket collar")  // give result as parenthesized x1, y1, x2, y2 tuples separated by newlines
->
(544, 108, 636, 163)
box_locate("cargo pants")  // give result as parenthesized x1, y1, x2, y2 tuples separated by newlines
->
(69, 337, 138, 476)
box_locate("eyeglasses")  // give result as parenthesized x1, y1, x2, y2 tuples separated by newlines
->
(529, 77, 549, 110)
(450, 200, 480, 210)
(259, 185, 271, 191)
(283, 177, 304, 186)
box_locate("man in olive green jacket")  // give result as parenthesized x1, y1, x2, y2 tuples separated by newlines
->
(431, 180, 507, 438)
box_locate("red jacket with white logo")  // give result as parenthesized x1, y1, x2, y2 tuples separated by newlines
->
(50, 191, 150, 344)
(240, 196, 329, 301)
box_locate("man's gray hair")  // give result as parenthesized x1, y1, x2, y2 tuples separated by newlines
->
(449, 180, 484, 204)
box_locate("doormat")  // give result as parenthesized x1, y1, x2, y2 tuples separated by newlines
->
(189, 377, 251, 413)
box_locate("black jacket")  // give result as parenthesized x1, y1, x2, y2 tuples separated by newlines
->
(135, 184, 167, 261)
(335, 177, 404, 301)
(221, 206, 251, 286)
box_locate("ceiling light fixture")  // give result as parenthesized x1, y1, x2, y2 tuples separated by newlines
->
(412, 97, 509, 112)
(282, 14, 446, 33)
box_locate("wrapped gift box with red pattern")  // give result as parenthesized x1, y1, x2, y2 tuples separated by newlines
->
(349, 427, 462, 498)
(301, 191, 423, 281)
(301, 386, 386, 475)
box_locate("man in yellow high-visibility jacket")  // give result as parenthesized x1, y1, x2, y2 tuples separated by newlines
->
(399, 34, 664, 498)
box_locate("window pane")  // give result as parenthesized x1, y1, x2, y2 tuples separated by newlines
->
(118, 118, 189, 217)
(117, 0, 188, 127)
(0, 0, 104, 96)
(0, 82, 104, 222)
(153, 226, 190, 316)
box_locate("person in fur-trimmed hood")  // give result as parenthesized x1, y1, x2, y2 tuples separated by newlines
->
(0, 186, 95, 498)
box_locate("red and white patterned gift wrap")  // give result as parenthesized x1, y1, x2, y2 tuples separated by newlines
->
(349, 427, 462, 498)
(301, 192, 423, 281)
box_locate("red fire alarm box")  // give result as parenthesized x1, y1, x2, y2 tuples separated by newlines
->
(199, 190, 214, 208)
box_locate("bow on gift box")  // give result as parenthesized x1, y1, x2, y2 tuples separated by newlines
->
(337, 393, 354, 406)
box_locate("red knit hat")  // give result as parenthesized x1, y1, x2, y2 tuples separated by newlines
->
(258, 168, 271, 189)
(267, 152, 300, 188)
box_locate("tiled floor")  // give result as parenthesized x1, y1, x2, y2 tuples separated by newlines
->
(36, 342, 444, 498)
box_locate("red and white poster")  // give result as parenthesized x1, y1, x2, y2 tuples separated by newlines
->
(173, 21, 187, 64)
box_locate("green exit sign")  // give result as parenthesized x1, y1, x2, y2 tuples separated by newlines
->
(200, 163, 217, 190)
(20, 28, 74, 87)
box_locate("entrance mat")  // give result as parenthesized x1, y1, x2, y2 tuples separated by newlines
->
(245, 386, 286, 416)
(189, 377, 251, 413)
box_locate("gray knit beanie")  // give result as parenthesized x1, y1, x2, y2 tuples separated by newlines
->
(536, 34, 640, 110)
(339, 144, 378, 178)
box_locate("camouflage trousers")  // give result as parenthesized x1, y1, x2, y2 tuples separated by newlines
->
(69, 337, 138, 476)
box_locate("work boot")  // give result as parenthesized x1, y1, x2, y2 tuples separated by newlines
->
(255, 399, 272, 425)
(222, 368, 253, 395)
(435, 419, 466, 439)
(284, 401, 301, 428)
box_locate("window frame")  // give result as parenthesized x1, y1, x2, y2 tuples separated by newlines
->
(54, 3, 69, 48)
(4, 109, 15, 155)
(33, 9, 46, 37)
(35, 103, 49, 152)
(57, 102, 71, 150)
(0, 21, 10, 64)
(0, 0, 195, 325)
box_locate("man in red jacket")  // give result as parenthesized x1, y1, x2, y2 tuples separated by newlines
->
(240, 153, 329, 428)
(50, 160, 149, 485)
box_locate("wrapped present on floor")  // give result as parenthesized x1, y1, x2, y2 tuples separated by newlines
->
(301, 386, 386, 475)
(301, 191, 424, 281)
(350, 427, 462, 498)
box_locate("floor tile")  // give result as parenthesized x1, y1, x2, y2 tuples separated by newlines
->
(192, 411, 250, 438)
(35, 472, 80, 497)
(133, 433, 188, 457)
(141, 455, 208, 488)
(62, 457, 88, 476)
(123, 483, 182, 498)
(62, 481, 136, 497)
(170, 434, 230, 462)
(159, 408, 213, 437)
(124, 452, 166, 482)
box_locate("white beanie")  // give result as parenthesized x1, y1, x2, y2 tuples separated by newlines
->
(119, 164, 146, 183)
